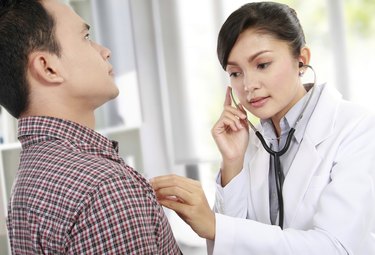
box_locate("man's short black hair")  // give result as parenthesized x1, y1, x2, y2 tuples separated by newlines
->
(0, 0, 61, 118)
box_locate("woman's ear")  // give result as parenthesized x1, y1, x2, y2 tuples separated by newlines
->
(298, 46, 311, 67)
(28, 52, 64, 85)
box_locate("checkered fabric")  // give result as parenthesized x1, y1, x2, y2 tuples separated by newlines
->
(7, 116, 181, 254)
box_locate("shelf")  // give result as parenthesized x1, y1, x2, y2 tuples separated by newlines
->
(0, 124, 141, 152)
(97, 123, 142, 137)
(0, 142, 21, 151)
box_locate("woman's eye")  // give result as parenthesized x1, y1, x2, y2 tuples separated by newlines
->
(84, 33, 91, 40)
(229, 72, 241, 78)
(257, 62, 271, 70)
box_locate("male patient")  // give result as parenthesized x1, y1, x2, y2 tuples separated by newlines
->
(0, 0, 180, 253)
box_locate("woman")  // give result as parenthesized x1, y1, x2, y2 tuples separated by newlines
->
(151, 2, 375, 254)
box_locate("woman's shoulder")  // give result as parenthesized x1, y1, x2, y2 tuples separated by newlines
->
(320, 83, 374, 122)
(336, 97, 374, 127)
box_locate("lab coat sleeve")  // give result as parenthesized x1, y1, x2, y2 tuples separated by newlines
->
(208, 214, 347, 255)
(213, 168, 250, 217)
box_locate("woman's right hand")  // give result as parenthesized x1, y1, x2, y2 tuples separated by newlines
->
(211, 86, 250, 186)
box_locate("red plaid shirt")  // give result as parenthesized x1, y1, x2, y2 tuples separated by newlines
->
(7, 116, 181, 254)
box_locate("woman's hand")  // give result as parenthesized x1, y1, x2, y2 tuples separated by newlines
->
(212, 86, 249, 185)
(150, 174, 216, 240)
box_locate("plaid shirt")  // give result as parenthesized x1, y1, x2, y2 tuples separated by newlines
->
(7, 116, 181, 254)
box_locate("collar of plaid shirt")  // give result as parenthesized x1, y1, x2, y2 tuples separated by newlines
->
(18, 116, 121, 162)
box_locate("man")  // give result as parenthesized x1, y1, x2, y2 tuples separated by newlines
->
(0, 0, 181, 253)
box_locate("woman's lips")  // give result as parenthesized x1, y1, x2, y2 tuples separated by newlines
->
(249, 96, 270, 108)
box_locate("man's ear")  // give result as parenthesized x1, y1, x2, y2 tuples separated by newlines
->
(28, 52, 65, 85)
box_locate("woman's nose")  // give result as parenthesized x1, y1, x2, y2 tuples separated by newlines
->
(243, 73, 255, 92)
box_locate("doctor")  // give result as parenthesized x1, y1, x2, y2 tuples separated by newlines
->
(151, 2, 375, 254)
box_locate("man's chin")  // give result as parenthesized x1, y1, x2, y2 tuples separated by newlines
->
(112, 88, 120, 99)
(96, 89, 120, 108)
(107, 86, 120, 100)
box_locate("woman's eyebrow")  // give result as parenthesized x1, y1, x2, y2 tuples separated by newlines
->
(227, 50, 272, 66)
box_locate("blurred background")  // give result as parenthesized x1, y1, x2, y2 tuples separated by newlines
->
(1, 0, 374, 254)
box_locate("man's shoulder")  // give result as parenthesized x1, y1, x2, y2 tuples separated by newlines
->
(16, 137, 127, 207)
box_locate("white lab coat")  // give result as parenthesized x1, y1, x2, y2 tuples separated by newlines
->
(208, 84, 375, 254)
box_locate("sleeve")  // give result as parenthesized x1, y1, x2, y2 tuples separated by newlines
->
(208, 213, 348, 255)
(67, 174, 180, 254)
(208, 113, 375, 255)
(213, 168, 250, 218)
(213, 139, 255, 218)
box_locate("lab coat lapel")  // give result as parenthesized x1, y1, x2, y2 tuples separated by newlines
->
(282, 84, 340, 226)
(282, 136, 320, 226)
(249, 138, 272, 224)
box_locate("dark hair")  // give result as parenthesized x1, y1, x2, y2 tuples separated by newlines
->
(0, 0, 61, 118)
(217, 1, 306, 70)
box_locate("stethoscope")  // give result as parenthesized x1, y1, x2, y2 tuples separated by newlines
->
(230, 63, 316, 229)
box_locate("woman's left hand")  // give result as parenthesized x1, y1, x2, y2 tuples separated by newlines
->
(150, 174, 215, 240)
